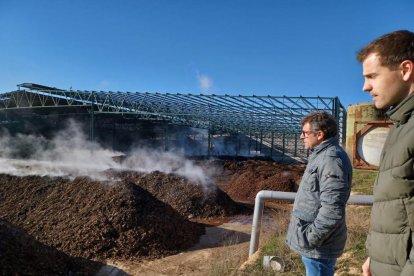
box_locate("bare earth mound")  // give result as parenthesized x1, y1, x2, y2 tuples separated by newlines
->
(0, 174, 204, 262)
(222, 160, 305, 201)
(114, 170, 248, 218)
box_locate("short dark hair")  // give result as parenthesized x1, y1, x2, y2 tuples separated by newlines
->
(356, 30, 414, 69)
(301, 111, 338, 139)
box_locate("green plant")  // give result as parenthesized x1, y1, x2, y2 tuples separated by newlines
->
(352, 170, 377, 195)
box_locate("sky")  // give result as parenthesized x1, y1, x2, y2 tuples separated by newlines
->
(0, 0, 413, 109)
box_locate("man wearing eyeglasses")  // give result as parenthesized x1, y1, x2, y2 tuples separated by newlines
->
(286, 111, 352, 276)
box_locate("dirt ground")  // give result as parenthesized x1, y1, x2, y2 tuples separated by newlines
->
(0, 158, 304, 275)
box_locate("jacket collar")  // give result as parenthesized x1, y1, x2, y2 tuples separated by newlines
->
(386, 92, 414, 125)
(310, 136, 338, 156)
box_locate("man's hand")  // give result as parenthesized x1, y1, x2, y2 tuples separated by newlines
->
(362, 257, 371, 276)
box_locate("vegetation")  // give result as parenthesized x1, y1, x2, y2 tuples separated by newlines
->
(351, 169, 377, 195)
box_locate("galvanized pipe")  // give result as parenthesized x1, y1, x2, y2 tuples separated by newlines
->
(248, 190, 373, 256)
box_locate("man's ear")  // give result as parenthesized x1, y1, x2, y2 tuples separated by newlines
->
(317, 130, 325, 142)
(401, 60, 414, 81)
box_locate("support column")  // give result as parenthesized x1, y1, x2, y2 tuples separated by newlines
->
(270, 132, 274, 158)
(89, 93, 95, 142)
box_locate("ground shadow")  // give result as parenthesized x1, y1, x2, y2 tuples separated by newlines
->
(0, 219, 105, 275)
(188, 222, 252, 251)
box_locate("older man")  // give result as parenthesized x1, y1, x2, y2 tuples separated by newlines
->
(286, 111, 352, 276)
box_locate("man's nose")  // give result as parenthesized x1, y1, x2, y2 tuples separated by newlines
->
(362, 80, 372, 92)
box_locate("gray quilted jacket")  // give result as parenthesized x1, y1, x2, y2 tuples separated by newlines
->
(286, 137, 352, 259)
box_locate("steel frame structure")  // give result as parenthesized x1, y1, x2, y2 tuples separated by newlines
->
(0, 83, 346, 161)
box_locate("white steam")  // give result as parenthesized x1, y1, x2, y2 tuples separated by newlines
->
(197, 73, 213, 92)
(123, 148, 212, 186)
(0, 119, 212, 186)
(0, 120, 122, 180)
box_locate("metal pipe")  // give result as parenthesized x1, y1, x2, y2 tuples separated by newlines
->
(347, 194, 373, 205)
(248, 190, 373, 256)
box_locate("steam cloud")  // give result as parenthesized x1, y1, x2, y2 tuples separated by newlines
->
(123, 148, 212, 186)
(197, 73, 213, 92)
(0, 119, 212, 186)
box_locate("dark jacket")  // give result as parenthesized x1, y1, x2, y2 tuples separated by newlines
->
(286, 136, 352, 259)
(367, 93, 414, 276)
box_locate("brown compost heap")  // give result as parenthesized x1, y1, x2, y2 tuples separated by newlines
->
(0, 158, 305, 274)
(0, 218, 103, 275)
(220, 159, 305, 201)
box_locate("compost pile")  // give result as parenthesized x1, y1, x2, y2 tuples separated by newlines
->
(113, 169, 247, 218)
(0, 173, 207, 274)
(0, 219, 103, 275)
(222, 160, 305, 201)
(0, 158, 303, 274)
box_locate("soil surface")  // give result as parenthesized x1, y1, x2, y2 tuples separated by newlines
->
(0, 158, 304, 275)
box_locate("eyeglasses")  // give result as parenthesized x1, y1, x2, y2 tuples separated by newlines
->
(301, 130, 315, 137)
